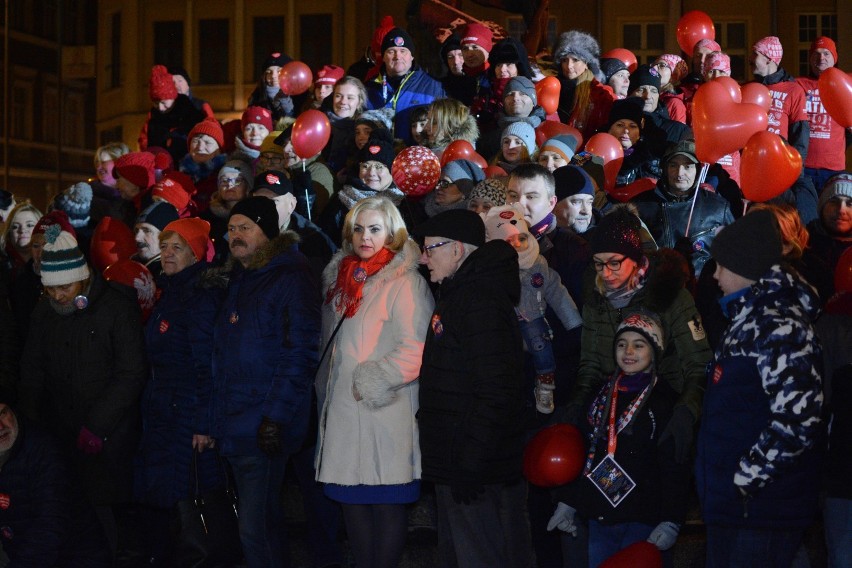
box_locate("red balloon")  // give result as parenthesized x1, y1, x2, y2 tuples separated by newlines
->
(740, 131, 802, 202)
(535, 76, 561, 115)
(535, 121, 583, 150)
(836, 248, 852, 294)
(741, 82, 772, 111)
(483, 165, 508, 179)
(291, 110, 331, 159)
(585, 133, 624, 193)
(523, 424, 585, 487)
(676, 11, 715, 56)
(392, 146, 441, 197)
(602, 48, 638, 73)
(440, 140, 486, 169)
(693, 80, 768, 164)
(89, 217, 136, 273)
(818, 67, 852, 128)
(608, 178, 657, 203)
(103, 259, 157, 322)
(599, 541, 662, 568)
(278, 61, 313, 96)
(713, 76, 742, 103)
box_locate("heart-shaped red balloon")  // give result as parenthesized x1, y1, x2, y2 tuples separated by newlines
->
(712, 76, 742, 103)
(741, 83, 772, 111)
(601, 48, 638, 73)
(483, 165, 508, 179)
(599, 541, 662, 568)
(535, 121, 583, 150)
(535, 76, 561, 115)
(584, 133, 624, 193)
(440, 140, 487, 169)
(818, 67, 852, 128)
(740, 131, 803, 202)
(835, 247, 852, 294)
(608, 178, 657, 203)
(693, 81, 768, 164)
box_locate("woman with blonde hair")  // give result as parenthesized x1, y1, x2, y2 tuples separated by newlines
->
(323, 75, 369, 173)
(422, 97, 479, 159)
(1, 201, 42, 285)
(316, 195, 433, 568)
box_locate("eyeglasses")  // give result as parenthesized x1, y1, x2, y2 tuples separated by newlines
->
(592, 256, 627, 272)
(260, 154, 285, 165)
(435, 179, 451, 191)
(360, 163, 386, 172)
(421, 240, 454, 257)
(218, 177, 244, 189)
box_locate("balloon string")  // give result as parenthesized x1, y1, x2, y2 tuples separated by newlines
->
(742, 198, 750, 217)
(302, 162, 311, 222)
(684, 163, 710, 238)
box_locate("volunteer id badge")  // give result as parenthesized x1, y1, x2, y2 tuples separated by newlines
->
(587, 454, 636, 507)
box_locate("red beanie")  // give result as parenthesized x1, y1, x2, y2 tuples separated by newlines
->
(241, 106, 274, 133)
(152, 171, 196, 211)
(370, 15, 396, 62)
(810, 36, 838, 64)
(33, 210, 76, 238)
(188, 118, 225, 149)
(149, 65, 178, 102)
(315, 65, 345, 86)
(115, 152, 156, 190)
(461, 23, 493, 53)
(90, 216, 136, 273)
(163, 217, 210, 261)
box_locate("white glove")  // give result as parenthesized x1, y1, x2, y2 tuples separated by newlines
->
(546, 502, 577, 536)
(647, 521, 680, 551)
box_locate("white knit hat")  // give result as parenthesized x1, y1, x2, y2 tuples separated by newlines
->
(40, 223, 90, 286)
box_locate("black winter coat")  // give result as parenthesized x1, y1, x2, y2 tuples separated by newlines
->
(418, 240, 527, 484)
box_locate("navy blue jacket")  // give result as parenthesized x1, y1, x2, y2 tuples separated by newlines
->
(365, 66, 445, 145)
(211, 232, 321, 456)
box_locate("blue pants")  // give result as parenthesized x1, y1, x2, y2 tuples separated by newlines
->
(519, 317, 556, 375)
(705, 524, 804, 568)
(227, 454, 289, 568)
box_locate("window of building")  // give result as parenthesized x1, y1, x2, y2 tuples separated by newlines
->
(712, 21, 748, 80)
(622, 22, 666, 66)
(107, 12, 121, 89)
(797, 13, 837, 75)
(63, 92, 85, 148)
(100, 126, 123, 147)
(299, 14, 333, 72)
(506, 16, 557, 50)
(43, 86, 58, 143)
(11, 81, 33, 140)
(198, 19, 229, 84)
(253, 16, 285, 77)
(153, 21, 184, 69)
(10, 0, 34, 34)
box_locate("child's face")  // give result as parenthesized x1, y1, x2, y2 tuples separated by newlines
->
(615, 331, 653, 375)
(505, 232, 531, 252)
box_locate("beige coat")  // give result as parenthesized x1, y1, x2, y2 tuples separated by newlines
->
(315, 239, 433, 486)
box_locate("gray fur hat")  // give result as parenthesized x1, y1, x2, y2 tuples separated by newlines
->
(356, 107, 395, 132)
(553, 30, 605, 83)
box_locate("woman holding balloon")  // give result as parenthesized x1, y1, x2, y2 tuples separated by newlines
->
(247, 52, 297, 121)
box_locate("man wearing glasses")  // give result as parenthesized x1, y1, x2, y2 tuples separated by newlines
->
(414, 209, 533, 567)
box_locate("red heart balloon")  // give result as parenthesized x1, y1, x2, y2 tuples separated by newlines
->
(835, 247, 852, 294)
(278, 61, 313, 95)
(599, 541, 662, 568)
(818, 67, 852, 128)
(483, 165, 508, 179)
(291, 110, 332, 159)
(585, 133, 624, 193)
(712, 76, 742, 103)
(741, 83, 772, 111)
(740, 131, 803, 202)
(602, 48, 638, 73)
(693, 81, 768, 164)
(440, 140, 486, 169)
(535, 76, 561, 115)
(535, 121, 583, 150)
(392, 146, 441, 197)
(608, 178, 657, 203)
(676, 11, 715, 56)
(523, 423, 585, 487)
(90, 217, 136, 273)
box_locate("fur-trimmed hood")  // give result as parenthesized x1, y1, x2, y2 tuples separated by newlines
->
(430, 113, 480, 150)
(205, 231, 302, 282)
(321, 239, 421, 314)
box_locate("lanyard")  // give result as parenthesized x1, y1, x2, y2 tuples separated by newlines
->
(607, 375, 655, 456)
(381, 71, 415, 112)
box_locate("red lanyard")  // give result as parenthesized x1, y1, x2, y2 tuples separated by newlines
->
(607, 379, 621, 456)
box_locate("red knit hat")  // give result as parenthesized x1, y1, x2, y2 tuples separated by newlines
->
(461, 23, 493, 53)
(89, 216, 136, 273)
(152, 171, 196, 211)
(753, 36, 783, 65)
(162, 217, 210, 261)
(149, 65, 178, 102)
(315, 65, 345, 86)
(33, 210, 76, 238)
(114, 151, 156, 190)
(370, 15, 396, 62)
(188, 118, 224, 149)
(241, 106, 274, 133)
(810, 36, 838, 64)
(147, 146, 174, 172)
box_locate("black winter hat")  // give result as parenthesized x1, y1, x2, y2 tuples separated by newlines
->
(252, 170, 294, 197)
(629, 64, 662, 95)
(600, 58, 628, 84)
(488, 37, 534, 78)
(168, 66, 191, 86)
(136, 200, 179, 231)
(711, 208, 783, 281)
(413, 209, 486, 247)
(553, 165, 596, 202)
(440, 34, 462, 62)
(589, 207, 644, 262)
(263, 52, 292, 70)
(607, 97, 645, 129)
(381, 28, 415, 56)
(357, 128, 396, 169)
(229, 196, 280, 240)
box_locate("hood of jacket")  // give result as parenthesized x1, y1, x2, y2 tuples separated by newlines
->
(431, 113, 480, 149)
(727, 263, 821, 321)
(439, 239, 521, 305)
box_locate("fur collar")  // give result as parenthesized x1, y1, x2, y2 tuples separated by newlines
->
(321, 239, 421, 313)
(206, 231, 302, 279)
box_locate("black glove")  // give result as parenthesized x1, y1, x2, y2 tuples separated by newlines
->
(257, 416, 283, 456)
(290, 168, 313, 193)
(450, 481, 485, 505)
(658, 406, 695, 464)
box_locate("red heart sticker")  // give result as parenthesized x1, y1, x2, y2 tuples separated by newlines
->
(369, 145, 381, 155)
(265, 174, 280, 185)
(499, 211, 514, 219)
(0, 494, 10, 510)
(159, 320, 170, 334)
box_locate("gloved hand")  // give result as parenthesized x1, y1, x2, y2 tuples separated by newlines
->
(450, 481, 485, 505)
(546, 502, 577, 536)
(658, 406, 695, 464)
(257, 416, 283, 456)
(76, 426, 104, 455)
(647, 521, 680, 551)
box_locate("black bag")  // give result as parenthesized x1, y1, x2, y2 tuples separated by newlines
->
(172, 451, 242, 568)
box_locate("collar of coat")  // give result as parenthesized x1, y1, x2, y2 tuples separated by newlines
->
(228, 230, 301, 273)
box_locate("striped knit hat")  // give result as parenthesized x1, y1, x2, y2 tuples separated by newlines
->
(40, 223, 90, 286)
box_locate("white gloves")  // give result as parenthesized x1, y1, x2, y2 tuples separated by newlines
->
(546, 502, 577, 536)
(647, 521, 680, 551)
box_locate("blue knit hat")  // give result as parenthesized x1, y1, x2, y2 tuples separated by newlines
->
(502, 122, 537, 157)
(54, 182, 93, 228)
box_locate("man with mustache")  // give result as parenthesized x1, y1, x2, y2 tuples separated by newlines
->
(132, 200, 179, 277)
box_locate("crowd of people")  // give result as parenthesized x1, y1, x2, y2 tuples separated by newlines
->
(0, 14, 849, 568)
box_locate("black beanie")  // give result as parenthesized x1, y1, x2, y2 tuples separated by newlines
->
(589, 207, 644, 262)
(710, 208, 783, 281)
(252, 170, 294, 197)
(381, 27, 415, 56)
(168, 66, 191, 86)
(629, 64, 662, 95)
(607, 97, 645, 130)
(440, 34, 462, 62)
(136, 201, 179, 231)
(600, 58, 628, 84)
(229, 196, 280, 240)
(357, 128, 396, 169)
(413, 209, 485, 247)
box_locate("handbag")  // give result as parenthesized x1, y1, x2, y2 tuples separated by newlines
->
(171, 451, 243, 568)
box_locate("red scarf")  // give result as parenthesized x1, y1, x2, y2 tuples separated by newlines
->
(326, 248, 395, 318)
